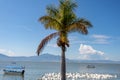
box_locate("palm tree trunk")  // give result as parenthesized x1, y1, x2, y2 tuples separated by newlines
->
(61, 45, 66, 80)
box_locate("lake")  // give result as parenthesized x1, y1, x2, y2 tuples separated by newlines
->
(0, 61, 120, 80)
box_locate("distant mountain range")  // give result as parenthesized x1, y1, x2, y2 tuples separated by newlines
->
(0, 53, 9, 58)
(0, 53, 70, 62)
(0, 53, 120, 63)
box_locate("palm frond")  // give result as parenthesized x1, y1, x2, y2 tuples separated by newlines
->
(46, 5, 59, 17)
(65, 0, 77, 11)
(37, 0, 93, 55)
(59, 0, 77, 26)
(39, 16, 61, 30)
(79, 19, 93, 27)
(68, 18, 92, 34)
(37, 32, 59, 55)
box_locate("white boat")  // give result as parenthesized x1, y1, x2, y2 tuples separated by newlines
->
(3, 65, 25, 75)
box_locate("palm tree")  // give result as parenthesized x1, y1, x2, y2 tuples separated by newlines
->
(37, 0, 92, 80)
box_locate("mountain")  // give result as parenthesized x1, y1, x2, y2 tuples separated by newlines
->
(0, 53, 120, 63)
(0, 53, 69, 62)
(28, 54, 62, 61)
(0, 53, 8, 58)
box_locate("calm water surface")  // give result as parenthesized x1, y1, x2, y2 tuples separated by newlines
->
(0, 61, 120, 80)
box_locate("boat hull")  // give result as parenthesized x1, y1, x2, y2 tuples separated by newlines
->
(87, 65, 95, 68)
(3, 70, 25, 75)
(3, 66, 25, 75)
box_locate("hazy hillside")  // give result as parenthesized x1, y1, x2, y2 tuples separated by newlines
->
(0, 53, 8, 57)
(0, 53, 120, 63)
(0, 53, 69, 62)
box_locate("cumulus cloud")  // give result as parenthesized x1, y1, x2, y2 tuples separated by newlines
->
(79, 44, 104, 55)
(0, 49, 15, 56)
(78, 44, 107, 60)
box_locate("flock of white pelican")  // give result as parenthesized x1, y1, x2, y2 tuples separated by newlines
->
(39, 72, 117, 80)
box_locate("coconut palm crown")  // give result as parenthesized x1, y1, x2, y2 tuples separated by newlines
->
(37, 0, 92, 80)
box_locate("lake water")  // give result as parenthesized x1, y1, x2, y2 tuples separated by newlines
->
(0, 61, 120, 80)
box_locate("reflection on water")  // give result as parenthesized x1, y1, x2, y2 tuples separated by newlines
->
(3, 74, 24, 80)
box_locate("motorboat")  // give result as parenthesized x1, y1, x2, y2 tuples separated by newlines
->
(87, 65, 95, 68)
(3, 65, 25, 75)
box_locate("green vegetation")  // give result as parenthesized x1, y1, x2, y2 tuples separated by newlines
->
(37, 0, 92, 80)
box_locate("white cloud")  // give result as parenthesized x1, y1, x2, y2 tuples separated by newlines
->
(68, 36, 90, 44)
(68, 36, 78, 41)
(92, 34, 110, 39)
(68, 34, 111, 45)
(78, 44, 107, 60)
(0, 49, 15, 56)
(78, 54, 108, 60)
(47, 44, 58, 48)
(91, 34, 110, 44)
(79, 44, 104, 55)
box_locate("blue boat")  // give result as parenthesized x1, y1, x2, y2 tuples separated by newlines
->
(3, 65, 25, 75)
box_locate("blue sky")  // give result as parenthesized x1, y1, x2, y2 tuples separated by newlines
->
(0, 0, 120, 61)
